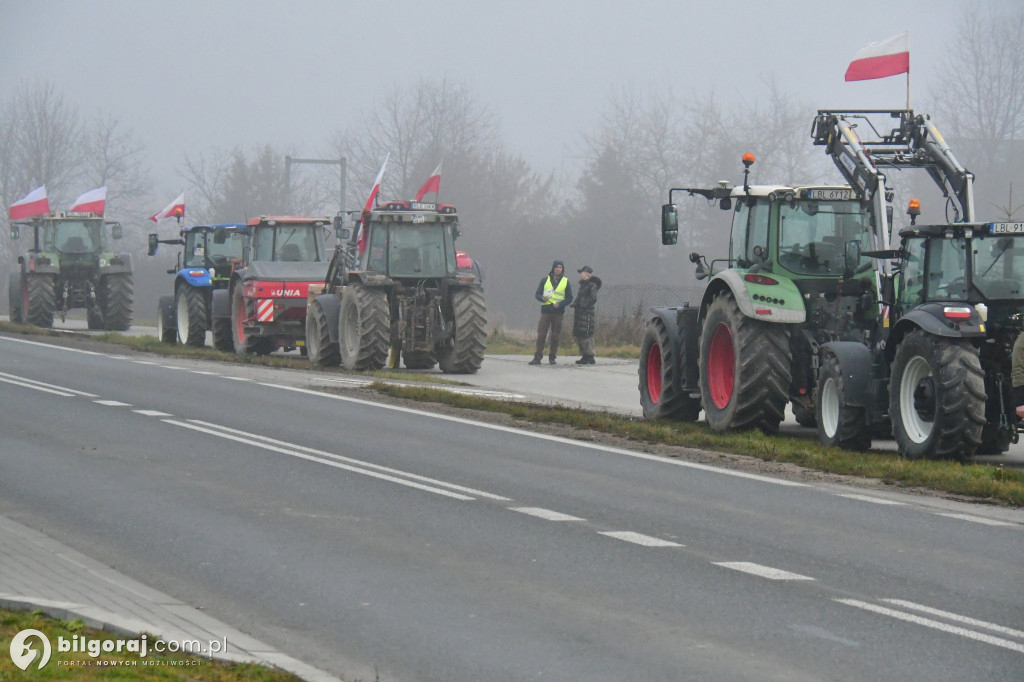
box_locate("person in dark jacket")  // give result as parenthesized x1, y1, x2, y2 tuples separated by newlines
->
(571, 265, 602, 365)
(530, 260, 574, 365)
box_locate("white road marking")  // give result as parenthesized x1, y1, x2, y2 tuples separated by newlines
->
(222, 376, 250, 381)
(0, 372, 97, 397)
(599, 531, 683, 547)
(935, 513, 1016, 527)
(188, 419, 510, 501)
(0, 375, 76, 397)
(94, 400, 132, 407)
(133, 410, 173, 417)
(713, 562, 814, 580)
(509, 507, 585, 522)
(191, 371, 217, 375)
(160, 366, 186, 371)
(258, 382, 808, 488)
(835, 599, 1024, 653)
(0, 335, 104, 355)
(166, 419, 476, 501)
(882, 599, 1024, 639)
(133, 361, 158, 365)
(836, 494, 906, 506)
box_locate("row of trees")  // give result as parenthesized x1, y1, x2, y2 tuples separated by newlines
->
(3, 4, 1022, 328)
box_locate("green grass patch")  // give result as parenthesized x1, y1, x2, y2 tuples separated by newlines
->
(0, 607, 302, 680)
(484, 329, 637, 358)
(367, 383, 1024, 507)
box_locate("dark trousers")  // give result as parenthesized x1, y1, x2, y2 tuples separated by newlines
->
(534, 311, 564, 359)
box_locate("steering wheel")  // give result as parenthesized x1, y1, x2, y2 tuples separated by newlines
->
(941, 277, 967, 297)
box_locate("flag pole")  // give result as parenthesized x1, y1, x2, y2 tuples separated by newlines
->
(906, 32, 911, 112)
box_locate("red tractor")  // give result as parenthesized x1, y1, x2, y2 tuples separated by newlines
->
(210, 216, 331, 355)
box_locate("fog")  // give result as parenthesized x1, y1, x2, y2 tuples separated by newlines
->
(2, 0, 1018, 329)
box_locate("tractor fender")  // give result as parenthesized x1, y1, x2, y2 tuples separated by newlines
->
(699, 270, 806, 324)
(99, 254, 132, 275)
(19, 255, 60, 276)
(174, 267, 213, 288)
(819, 341, 874, 407)
(647, 304, 701, 393)
(313, 293, 342, 344)
(210, 288, 231, 320)
(888, 304, 985, 360)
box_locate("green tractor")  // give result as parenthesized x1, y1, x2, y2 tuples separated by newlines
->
(639, 154, 879, 432)
(8, 211, 132, 330)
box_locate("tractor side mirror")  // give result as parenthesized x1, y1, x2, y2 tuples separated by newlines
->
(110, 223, 123, 240)
(338, 226, 353, 242)
(147, 233, 159, 256)
(719, 198, 732, 211)
(10, 225, 19, 240)
(661, 204, 679, 245)
(213, 226, 227, 244)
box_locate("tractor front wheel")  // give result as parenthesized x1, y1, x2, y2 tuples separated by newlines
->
(638, 318, 700, 421)
(889, 330, 985, 459)
(698, 290, 791, 433)
(338, 284, 389, 370)
(815, 352, 871, 451)
(176, 285, 207, 347)
(156, 296, 177, 343)
(306, 299, 340, 367)
(8, 273, 24, 324)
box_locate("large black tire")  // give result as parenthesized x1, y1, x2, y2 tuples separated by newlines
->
(889, 330, 985, 460)
(175, 285, 207, 347)
(24, 274, 56, 328)
(306, 299, 340, 367)
(156, 296, 177, 344)
(698, 290, 791, 433)
(232, 287, 275, 355)
(403, 350, 436, 369)
(638, 318, 701, 421)
(86, 305, 103, 330)
(212, 316, 233, 351)
(338, 284, 390, 370)
(815, 352, 871, 451)
(438, 287, 487, 374)
(8, 273, 24, 324)
(100, 274, 133, 331)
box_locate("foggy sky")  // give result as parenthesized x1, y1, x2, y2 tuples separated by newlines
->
(1, 0, 1002, 205)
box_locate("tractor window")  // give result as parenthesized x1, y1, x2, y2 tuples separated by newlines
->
(924, 237, 969, 301)
(386, 224, 454, 278)
(207, 231, 245, 264)
(252, 224, 326, 262)
(367, 225, 387, 271)
(778, 201, 871, 275)
(253, 227, 274, 261)
(183, 232, 204, 266)
(899, 237, 927, 306)
(730, 200, 769, 265)
(972, 234, 1024, 299)
(54, 220, 101, 253)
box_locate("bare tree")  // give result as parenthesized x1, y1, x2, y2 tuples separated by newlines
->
(81, 113, 151, 215)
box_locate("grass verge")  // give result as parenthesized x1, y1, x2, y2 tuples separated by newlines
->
(0, 607, 302, 680)
(367, 383, 1024, 507)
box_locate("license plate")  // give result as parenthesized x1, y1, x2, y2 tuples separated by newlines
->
(806, 188, 853, 200)
(990, 222, 1024, 234)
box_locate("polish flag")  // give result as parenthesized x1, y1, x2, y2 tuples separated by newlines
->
(845, 33, 910, 82)
(8, 186, 50, 220)
(357, 155, 389, 253)
(414, 161, 442, 201)
(150, 192, 185, 222)
(70, 186, 107, 215)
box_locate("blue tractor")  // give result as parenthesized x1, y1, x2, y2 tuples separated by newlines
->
(148, 224, 247, 349)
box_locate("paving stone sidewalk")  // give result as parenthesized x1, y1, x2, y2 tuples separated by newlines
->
(0, 513, 339, 681)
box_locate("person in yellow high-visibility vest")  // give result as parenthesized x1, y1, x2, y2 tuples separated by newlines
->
(530, 260, 574, 365)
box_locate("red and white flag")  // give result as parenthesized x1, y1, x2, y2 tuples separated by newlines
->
(150, 192, 185, 222)
(70, 186, 107, 215)
(357, 155, 389, 253)
(414, 161, 442, 201)
(8, 185, 50, 220)
(845, 32, 909, 82)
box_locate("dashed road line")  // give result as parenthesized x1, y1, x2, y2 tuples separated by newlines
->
(836, 494, 906, 506)
(0, 372, 96, 397)
(509, 507, 585, 522)
(935, 513, 1016, 527)
(713, 562, 814, 580)
(835, 598, 1024, 653)
(882, 599, 1024, 639)
(599, 531, 683, 547)
(92, 400, 132, 407)
(132, 409, 173, 417)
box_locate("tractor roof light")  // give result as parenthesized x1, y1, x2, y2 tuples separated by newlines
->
(742, 152, 756, 167)
(907, 198, 921, 215)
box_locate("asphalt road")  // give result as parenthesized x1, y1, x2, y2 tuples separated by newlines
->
(1, 332, 1022, 681)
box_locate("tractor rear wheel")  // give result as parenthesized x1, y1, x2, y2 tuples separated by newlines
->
(232, 287, 275, 355)
(306, 299, 340, 367)
(156, 296, 177, 343)
(890, 330, 985, 459)
(212, 316, 233, 351)
(176, 285, 207, 347)
(100, 274, 133, 331)
(698, 290, 791, 433)
(438, 288, 487, 374)
(338, 284, 389, 370)
(25, 274, 56, 328)
(638, 318, 700, 421)
(8, 273, 24, 324)
(815, 351, 871, 451)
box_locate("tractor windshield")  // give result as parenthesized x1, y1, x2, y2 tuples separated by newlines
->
(385, 224, 455, 279)
(43, 220, 103, 254)
(184, 230, 245, 266)
(778, 201, 871, 276)
(972, 233, 1024, 300)
(253, 224, 326, 262)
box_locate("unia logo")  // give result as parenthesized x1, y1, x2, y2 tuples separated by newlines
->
(9, 628, 51, 670)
